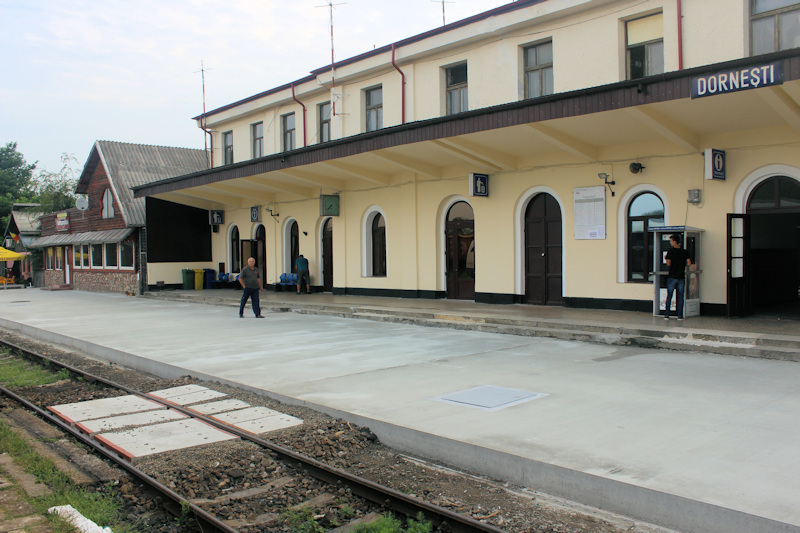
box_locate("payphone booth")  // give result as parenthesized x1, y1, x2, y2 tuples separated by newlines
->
(650, 226, 702, 318)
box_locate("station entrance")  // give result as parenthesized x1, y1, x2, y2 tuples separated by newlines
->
(729, 176, 800, 318)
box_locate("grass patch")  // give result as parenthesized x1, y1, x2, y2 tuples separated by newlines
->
(0, 354, 70, 388)
(352, 512, 433, 533)
(0, 419, 138, 532)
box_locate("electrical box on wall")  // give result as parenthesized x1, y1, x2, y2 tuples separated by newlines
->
(688, 189, 702, 204)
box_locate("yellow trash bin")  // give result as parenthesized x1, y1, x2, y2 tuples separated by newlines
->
(193, 269, 204, 290)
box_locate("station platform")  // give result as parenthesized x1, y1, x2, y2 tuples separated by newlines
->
(1, 288, 799, 533)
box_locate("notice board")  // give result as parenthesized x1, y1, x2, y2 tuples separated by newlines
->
(573, 186, 606, 240)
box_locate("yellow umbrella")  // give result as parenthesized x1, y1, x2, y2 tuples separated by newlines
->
(0, 247, 27, 261)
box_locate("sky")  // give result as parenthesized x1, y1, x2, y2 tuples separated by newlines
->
(1, 0, 509, 175)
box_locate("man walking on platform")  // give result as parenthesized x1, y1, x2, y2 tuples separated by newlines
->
(239, 257, 264, 318)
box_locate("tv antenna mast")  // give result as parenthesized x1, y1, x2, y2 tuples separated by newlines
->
(318, 0, 346, 117)
(432, 0, 455, 25)
(195, 60, 213, 165)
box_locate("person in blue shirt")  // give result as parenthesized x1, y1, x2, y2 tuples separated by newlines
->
(296, 254, 310, 295)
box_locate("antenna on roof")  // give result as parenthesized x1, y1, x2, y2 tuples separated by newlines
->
(195, 60, 213, 167)
(318, 0, 346, 117)
(432, 0, 455, 25)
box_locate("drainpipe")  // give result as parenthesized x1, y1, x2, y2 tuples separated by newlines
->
(200, 123, 214, 168)
(391, 44, 406, 124)
(291, 83, 307, 147)
(677, 0, 684, 70)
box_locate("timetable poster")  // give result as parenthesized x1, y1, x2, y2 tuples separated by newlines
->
(573, 186, 606, 240)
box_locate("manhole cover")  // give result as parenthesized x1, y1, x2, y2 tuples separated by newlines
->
(435, 385, 547, 411)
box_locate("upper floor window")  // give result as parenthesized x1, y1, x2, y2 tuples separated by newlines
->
(365, 87, 383, 132)
(524, 42, 554, 99)
(282, 113, 296, 151)
(446, 63, 468, 114)
(223, 131, 234, 165)
(251, 122, 263, 158)
(626, 13, 664, 80)
(627, 192, 665, 282)
(752, 0, 800, 55)
(101, 189, 114, 219)
(319, 101, 332, 143)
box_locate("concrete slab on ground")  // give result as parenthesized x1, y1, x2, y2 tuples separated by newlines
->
(1, 289, 799, 533)
(76, 409, 187, 435)
(187, 398, 251, 415)
(209, 406, 303, 434)
(94, 418, 239, 459)
(48, 395, 164, 424)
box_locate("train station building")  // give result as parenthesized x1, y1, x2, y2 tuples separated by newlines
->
(134, 0, 800, 318)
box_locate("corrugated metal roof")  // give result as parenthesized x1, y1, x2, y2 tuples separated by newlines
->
(29, 228, 134, 248)
(81, 141, 208, 227)
(10, 209, 43, 234)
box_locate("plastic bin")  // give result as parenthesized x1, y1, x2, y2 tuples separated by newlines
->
(181, 269, 194, 290)
(193, 269, 204, 290)
(203, 269, 215, 289)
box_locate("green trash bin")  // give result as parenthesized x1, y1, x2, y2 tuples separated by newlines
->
(193, 269, 204, 290)
(181, 269, 193, 290)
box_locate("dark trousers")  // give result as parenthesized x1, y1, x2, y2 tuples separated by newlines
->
(239, 287, 261, 316)
(665, 277, 685, 318)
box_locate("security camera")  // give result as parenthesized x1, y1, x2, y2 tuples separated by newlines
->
(629, 162, 645, 174)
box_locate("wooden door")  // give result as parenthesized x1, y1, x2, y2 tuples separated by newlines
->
(727, 213, 750, 317)
(525, 194, 562, 305)
(322, 218, 333, 292)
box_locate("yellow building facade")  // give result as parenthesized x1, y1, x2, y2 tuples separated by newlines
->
(136, 0, 800, 317)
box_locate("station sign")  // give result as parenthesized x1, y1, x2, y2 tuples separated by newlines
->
(692, 62, 783, 99)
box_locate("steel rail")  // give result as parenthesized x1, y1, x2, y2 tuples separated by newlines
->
(0, 382, 238, 533)
(0, 338, 507, 533)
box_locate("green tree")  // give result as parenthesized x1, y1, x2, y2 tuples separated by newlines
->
(0, 142, 36, 229)
(29, 153, 79, 213)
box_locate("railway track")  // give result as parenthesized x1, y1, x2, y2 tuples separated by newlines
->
(0, 337, 508, 533)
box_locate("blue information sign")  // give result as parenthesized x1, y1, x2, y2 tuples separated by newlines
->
(470, 173, 489, 197)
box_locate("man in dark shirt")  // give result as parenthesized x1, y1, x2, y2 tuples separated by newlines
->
(296, 254, 310, 295)
(664, 234, 692, 320)
(238, 257, 264, 318)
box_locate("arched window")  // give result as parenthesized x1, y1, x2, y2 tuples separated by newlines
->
(747, 176, 800, 212)
(230, 225, 240, 273)
(372, 214, 386, 277)
(627, 192, 664, 282)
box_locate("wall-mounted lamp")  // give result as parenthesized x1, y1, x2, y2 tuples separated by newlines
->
(598, 172, 616, 196)
(265, 207, 279, 221)
(629, 162, 645, 174)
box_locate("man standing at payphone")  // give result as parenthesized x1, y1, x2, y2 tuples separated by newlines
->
(665, 234, 692, 320)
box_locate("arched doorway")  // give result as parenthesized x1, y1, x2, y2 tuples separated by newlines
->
(747, 176, 800, 316)
(445, 201, 475, 300)
(525, 193, 562, 305)
(322, 218, 333, 292)
(255, 225, 266, 282)
(287, 220, 299, 274)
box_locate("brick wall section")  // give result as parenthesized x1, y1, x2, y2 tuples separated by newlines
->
(39, 158, 140, 294)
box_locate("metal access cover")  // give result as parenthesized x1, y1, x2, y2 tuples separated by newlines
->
(210, 407, 303, 435)
(95, 418, 239, 460)
(436, 385, 547, 411)
(76, 409, 187, 436)
(48, 395, 164, 424)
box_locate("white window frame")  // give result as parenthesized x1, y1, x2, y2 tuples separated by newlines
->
(55, 247, 63, 270)
(523, 40, 554, 99)
(616, 184, 670, 283)
(46, 248, 53, 270)
(104, 242, 118, 268)
(90, 243, 103, 269)
(365, 86, 383, 132)
(445, 62, 468, 115)
(251, 122, 263, 159)
(101, 189, 114, 219)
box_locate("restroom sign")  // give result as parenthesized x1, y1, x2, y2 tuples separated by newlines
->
(469, 173, 489, 197)
(704, 148, 726, 181)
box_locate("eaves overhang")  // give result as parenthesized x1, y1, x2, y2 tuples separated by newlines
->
(138, 49, 800, 199)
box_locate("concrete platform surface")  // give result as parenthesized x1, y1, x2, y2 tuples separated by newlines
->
(1, 289, 799, 533)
